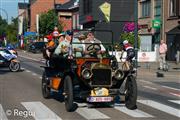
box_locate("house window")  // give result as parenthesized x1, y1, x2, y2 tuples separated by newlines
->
(169, 0, 179, 17)
(154, 0, 161, 19)
(83, 0, 92, 15)
(72, 14, 79, 29)
(141, 0, 151, 17)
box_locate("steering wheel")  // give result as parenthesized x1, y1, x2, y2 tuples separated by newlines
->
(86, 43, 101, 56)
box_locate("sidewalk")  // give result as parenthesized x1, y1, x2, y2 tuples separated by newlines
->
(137, 62, 180, 79)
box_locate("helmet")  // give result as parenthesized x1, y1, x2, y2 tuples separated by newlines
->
(46, 35, 53, 41)
(123, 40, 128, 45)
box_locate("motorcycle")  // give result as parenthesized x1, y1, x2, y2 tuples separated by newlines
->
(6, 44, 18, 56)
(0, 48, 20, 72)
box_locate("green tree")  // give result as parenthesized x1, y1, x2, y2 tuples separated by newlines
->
(0, 16, 8, 37)
(6, 17, 18, 43)
(39, 9, 63, 36)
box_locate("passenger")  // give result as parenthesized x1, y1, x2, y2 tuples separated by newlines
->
(54, 32, 66, 56)
(78, 34, 86, 51)
(45, 35, 55, 58)
(84, 31, 106, 57)
(72, 32, 83, 57)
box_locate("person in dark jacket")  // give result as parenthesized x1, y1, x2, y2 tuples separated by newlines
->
(122, 40, 135, 70)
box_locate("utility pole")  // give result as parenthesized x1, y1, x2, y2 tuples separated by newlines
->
(134, 0, 138, 69)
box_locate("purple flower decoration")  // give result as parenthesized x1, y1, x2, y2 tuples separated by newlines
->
(123, 22, 141, 33)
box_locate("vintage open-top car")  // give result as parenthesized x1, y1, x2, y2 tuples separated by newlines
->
(41, 30, 137, 112)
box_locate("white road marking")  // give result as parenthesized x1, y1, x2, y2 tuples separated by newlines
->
(139, 80, 153, 84)
(0, 104, 8, 120)
(25, 70, 31, 73)
(138, 100, 180, 118)
(21, 102, 62, 120)
(19, 55, 39, 62)
(169, 92, 180, 97)
(32, 73, 37, 76)
(143, 86, 157, 90)
(76, 103, 110, 120)
(169, 100, 180, 105)
(114, 105, 154, 118)
(21, 67, 25, 70)
(161, 85, 180, 91)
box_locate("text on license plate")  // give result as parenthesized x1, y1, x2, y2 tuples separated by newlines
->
(87, 97, 113, 102)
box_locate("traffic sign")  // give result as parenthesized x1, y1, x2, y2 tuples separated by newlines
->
(152, 19, 161, 29)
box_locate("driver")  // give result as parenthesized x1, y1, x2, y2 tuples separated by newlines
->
(84, 31, 105, 57)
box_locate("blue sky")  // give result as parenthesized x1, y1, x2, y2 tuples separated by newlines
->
(0, 0, 28, 23)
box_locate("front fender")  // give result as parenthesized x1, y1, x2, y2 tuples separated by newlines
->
(11, 59, 19, 63)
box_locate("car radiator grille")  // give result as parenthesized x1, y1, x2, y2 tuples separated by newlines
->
(91, 69, 112, 86)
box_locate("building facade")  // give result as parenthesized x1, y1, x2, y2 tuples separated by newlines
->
(18, 3, 30, 35)
(138, 0, 162, 52)
(162, 0, 180, 61)
(29, 0, 69, 32)
(138, 0, 180, 61)
(79, 0, 135, 43)
(55, 0, 79, 31)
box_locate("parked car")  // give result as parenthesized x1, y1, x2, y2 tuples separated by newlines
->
(28, 42, 46, 53)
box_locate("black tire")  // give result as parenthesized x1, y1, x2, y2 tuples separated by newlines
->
(125, 75, 137, 110)
(42, 72, 51, 99)
(32, 49, 37, 53)
(64, 75, 74, 112)
(9, 61, 20, 72)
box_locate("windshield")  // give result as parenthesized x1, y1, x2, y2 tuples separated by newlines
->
(71, 30, 113, 58)
(0, 49, 11, 54)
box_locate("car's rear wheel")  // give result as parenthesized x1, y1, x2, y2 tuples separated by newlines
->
(125, 75, 137, 110)
(42, 71, 51, 99)
(64, 75, 74, 112)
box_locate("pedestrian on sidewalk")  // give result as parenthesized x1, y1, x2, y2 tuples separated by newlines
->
(158, 40, 167, 70)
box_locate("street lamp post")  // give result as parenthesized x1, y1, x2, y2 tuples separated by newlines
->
(0, 8, 8, 22)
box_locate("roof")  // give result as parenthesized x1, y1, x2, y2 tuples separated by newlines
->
(18, 3, 29, 9)
(55, 0, 79, 11)
(167, 25, 180, 35)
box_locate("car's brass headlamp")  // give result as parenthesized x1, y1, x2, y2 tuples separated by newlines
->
(114, 69, 124, 80)
(81, 68, 92, 79)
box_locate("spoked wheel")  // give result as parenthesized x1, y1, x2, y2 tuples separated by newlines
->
(64, 75, 74, 112)
(125, 75, 137, 110)
(42, 71, 51, 99)
(9, 61, 20, 72)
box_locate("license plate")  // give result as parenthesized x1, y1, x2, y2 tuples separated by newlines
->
(87, 96, 113, 102)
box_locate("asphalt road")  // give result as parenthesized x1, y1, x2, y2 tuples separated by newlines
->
(0, 52, 179, 120)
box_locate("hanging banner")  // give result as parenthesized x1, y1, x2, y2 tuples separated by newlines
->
(99, 2, 111, 22)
